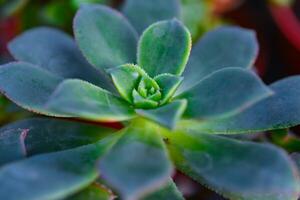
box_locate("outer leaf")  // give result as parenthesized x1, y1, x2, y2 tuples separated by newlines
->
(0, 62, 63, 116)
(167, 131, 300, 200)
(74, 4, 138, 71)
(136, 100, 187, 129)
(196, 75, 300, 133)
(46, 79, 135, 122)
(65, 183, 114, 200)
(0, 118, 115, 163)
(142, 179, 184, 200)
(0, 135, 119, 200)
(122, 0, 180, 34)
(179, 26, 258, 93)
(138, 19, 191, 77)
(178, 68, 273, 119)
(8, 27, 113, 90)
(154, 73, 183, 104)
(99, 119, 173, 200)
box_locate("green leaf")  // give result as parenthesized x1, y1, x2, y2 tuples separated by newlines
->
(0, 118, 115, 162)
(99, 119, 173, 200)
(196, 75, 300, 134)
(142, 179, 184, 200)
(109, 64, 144, 103)
(46, 79, 135, 122)
(154, 73, 183, 104)
(167, 131, 300, 200)
(74, 4, 138, 71)
(136, 100, 187, 129)
(178, 68, 272, 119)
(8, 27, 113, 90)
(179, 26, 258, 93)
(0, 62, 63, 116)
(138, 19, 192, 77)
(0, 136, 119, 200)
(121, 0, 180, 34)
(65, 183, 114, 200)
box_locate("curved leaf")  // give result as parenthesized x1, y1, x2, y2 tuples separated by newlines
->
(99, 119, 173, 200)
(8, 27, 113, 90)
(0, 136, 119, 200)
(167, 131, 300, 200)
(136, 100, 187, 129)
(0, 62, 63, 116)
(0, 118, 116, 164)
(46, 79, 135, 122)
(122, 0, 180, 34)
(178, 68, 273, 119)
(74, 4, 138, 71)
(179, 26, 258, 93)
(196, 75, 300, 133)
(138, 19, 191, 77)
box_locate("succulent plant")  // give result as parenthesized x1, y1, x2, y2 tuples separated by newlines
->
(1, 1, 300, 200)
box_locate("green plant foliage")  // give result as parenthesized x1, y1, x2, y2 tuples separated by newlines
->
(0, 2, 300, 200)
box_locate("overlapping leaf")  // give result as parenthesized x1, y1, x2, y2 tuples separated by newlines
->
(167, 131, 300, 200)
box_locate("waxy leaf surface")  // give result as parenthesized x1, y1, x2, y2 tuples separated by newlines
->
(179, 26, 258, 93)
(196, 75, 300, 133)
(46, 79, 135, 122)
(0, 136, 118, 200)
(122, 0, 180, 34)
(99, 120, 173, 200)
(74, 5, 138, 71)
(178, 68, 272, 119)
(168, 131, 300, 200)
(138, 19, 191, 77)
(8, 27, 113, 90)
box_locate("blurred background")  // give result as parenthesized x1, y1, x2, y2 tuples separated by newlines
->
(1, 0, 300, 199)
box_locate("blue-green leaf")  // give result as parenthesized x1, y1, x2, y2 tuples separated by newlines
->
(46, 79, 135, 122)
(8, 27, 113, 90)
(138, 19, 191, 77)
(178, 68, 272, 119)
(122, 0, 180, 34)
(0, 62, 63, 116)
(167, 131, 300, 200)
(196, 75, 300, 133)
(99, 119, 173, 200)
(179, 26, 258, 93)
(74, 4, 138, 71)
(0, 135, 119, 200)
(136, 100, 187, 129)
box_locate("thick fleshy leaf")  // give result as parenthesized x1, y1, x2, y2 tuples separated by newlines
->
(121, 0, 180, 34)
(8, 27, 113, 90)
(167, 131, 300, 200)
(179, 26, 258, 93)
(0, 118, 115, 165)
(0, 62, 63, 116)
(154, 74, 183, 104)
(136, 100, 187, 129)
(109, 64, 144, 103)
(65, 183, 114, 200)
(178, 68, 273, 119)
(138, 19, 191, 77)
(196, 75, 300, 134)
(142, 179, 184, 200)
(99, 119, 173, 200)
(46, 79, 135, 122)
(74, 4, 138, 71)
(0, 136, 119, 200)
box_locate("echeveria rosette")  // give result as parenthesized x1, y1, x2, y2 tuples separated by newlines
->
(0, 2, 300, 200)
